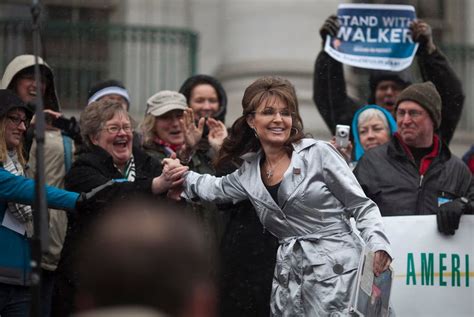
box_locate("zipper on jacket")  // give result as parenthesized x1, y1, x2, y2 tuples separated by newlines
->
(416, 174, 424, 215)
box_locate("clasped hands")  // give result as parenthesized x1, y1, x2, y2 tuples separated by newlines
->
(151, 153, 188, 196)
(153, 154, 187, 200)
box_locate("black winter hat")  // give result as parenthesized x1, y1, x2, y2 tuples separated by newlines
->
(395, 81, 441, 128)
(367, 70, 412, 103)
(0, 89, 32, 118)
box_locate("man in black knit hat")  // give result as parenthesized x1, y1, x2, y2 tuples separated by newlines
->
(353, 81, 473, 235)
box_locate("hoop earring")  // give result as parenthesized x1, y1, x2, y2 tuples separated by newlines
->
(291, 127, 299, 135)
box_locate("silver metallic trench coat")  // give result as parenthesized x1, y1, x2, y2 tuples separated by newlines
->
(183, 139, 392, 316)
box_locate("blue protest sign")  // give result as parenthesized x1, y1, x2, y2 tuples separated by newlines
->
(325, 4, 419, 71)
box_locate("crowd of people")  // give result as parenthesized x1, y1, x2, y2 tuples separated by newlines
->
(0, 14, 472, 317)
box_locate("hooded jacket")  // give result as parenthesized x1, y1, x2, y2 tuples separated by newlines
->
(351, 104, 397, 161)
(1, 54, 61, 112)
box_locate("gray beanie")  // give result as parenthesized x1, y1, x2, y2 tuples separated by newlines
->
(395, 81, 441, 128)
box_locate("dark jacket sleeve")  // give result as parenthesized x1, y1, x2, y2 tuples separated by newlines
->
(417, 48, 465, 144)
(313, 50, 360, 134)
(64, 157, 160, 214)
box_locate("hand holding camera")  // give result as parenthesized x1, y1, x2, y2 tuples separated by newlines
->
(330, 125, 352, 163)
(30, 109, 80, 142)
(335, 124, 350, 148)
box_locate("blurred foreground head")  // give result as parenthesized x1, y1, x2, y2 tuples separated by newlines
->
(76, 198, 216, 317)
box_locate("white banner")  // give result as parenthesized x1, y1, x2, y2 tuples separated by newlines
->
(381, 215, 473, 316)
(325, 4, 419, 71)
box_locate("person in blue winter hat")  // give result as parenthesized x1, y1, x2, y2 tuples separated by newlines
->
(352, 104, 397, 162)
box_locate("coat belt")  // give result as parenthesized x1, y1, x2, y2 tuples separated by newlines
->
(277, 221, 353, 279)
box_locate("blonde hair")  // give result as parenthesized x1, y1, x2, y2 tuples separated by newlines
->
(0, 116, 26, 167)
(138, 114, 156, 147)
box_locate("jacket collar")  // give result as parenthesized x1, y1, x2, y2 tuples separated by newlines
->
(238, 138, 314, 209)
(388, 133, 451, 165)
(240, 138, 316, 163)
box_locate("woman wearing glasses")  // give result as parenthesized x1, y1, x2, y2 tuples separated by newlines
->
(169, 76, 393, 316)
(0, 90, 109, 317)
(52, 100, 188, 316)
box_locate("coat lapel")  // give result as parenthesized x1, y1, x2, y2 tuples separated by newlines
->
(279, 147, 307, 208)
(239, 139, 316, 210)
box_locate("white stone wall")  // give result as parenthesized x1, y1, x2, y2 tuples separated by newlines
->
(117, 0, 472, 155)
(194, 0, 349, 138)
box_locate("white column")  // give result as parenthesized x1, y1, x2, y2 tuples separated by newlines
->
(211, 0, 345, 137)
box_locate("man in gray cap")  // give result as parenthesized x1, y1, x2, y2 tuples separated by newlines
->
(353, 81, 473, 235)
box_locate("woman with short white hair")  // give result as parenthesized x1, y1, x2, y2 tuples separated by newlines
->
(352, 104, 397, 162)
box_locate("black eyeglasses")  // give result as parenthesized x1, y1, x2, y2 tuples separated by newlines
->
(7, 115, 29, 128)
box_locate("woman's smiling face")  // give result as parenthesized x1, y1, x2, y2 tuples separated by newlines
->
(247, 96, 293, 147)
(91, 111, 133, 168)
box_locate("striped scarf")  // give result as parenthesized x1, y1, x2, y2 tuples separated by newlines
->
(4, 151, 33, 226)
(115, 155, 136, 181)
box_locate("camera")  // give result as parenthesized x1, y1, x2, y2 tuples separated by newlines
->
(45, 113, 71, 131)
(335, 124, 350, 148)
(44, 113, 80, 141)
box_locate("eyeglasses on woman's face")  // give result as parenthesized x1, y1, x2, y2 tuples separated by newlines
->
(102, 125, 133, 134)
(7, 115, 29, 129)
(252, 107, 293, 118)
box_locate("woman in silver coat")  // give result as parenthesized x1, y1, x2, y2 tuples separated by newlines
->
(167, 76, 393, 316)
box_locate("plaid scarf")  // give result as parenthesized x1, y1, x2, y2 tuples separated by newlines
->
(5, 151, 33, 225)
(154, 137, 182, 155)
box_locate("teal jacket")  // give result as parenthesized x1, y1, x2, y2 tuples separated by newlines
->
(0, 167, 78, 286)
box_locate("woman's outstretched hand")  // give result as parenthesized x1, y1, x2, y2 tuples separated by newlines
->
(152, 153, 189, 194)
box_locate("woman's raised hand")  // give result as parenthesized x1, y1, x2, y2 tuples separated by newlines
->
(207, 117, 228, 152)
(180, 108, 205, 150)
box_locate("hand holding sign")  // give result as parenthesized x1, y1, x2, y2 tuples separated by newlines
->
(319, 15, 340, 45)
(410, 19, 436, 54)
